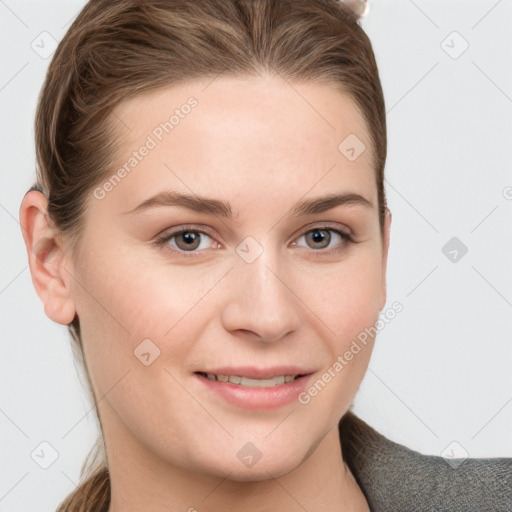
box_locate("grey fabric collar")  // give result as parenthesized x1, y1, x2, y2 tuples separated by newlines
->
(339, 411, 512, 512)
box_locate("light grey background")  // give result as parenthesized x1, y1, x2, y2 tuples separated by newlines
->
(1, 1, 511, 511)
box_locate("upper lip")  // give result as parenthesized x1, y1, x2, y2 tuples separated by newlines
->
(195, 366, 315, 379)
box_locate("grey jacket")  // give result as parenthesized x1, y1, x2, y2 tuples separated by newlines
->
(339, 411, 512, 512)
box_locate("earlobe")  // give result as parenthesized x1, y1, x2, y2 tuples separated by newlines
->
(19, 190, 77, 325)
(379, 208, 392, 311)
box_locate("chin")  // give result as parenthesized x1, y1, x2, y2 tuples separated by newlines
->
(190, 435, 313, 483)
(217, 455, 304, 483)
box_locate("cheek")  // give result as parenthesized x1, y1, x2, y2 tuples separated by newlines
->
(299, 249, 382, 407)
(299, 258, 380, 422)
(308, 249, 383, 337)
(70, 249, 212, 426)
(72, 246, 230, 375)
(75, 243, 207, 328)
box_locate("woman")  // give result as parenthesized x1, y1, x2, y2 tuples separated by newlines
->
(19, 0, 511, 511)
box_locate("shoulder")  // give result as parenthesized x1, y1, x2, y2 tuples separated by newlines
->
(339, 410, 512, 512)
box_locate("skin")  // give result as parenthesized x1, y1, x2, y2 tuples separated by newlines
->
(20, 75, 391, 512)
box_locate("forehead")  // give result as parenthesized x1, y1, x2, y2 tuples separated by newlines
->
(114, 75, 370, 152)
(103, 76, 376, 216)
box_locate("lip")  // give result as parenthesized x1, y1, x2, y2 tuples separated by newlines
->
(193, 366, 316, 410)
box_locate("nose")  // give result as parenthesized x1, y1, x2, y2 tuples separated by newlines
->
(220, 246, 303, 343)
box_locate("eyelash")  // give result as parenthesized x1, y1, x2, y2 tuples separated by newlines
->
(153, 224, 355, 259)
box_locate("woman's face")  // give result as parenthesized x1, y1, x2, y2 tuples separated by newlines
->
(66, 76, 391, 480)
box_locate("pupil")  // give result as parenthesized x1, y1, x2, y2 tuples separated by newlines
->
(183, 232, 195, 244)
(308, 229, 330, 249)
(178, 231, 199, 250)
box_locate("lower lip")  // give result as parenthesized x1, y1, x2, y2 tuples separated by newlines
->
(194, 373, 314, 410)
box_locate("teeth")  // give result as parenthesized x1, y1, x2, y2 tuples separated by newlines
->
(240, 375, 284, 387)
(203, 373, 298, 387)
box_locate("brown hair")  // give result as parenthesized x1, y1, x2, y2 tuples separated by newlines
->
(32, 1, 386, 510)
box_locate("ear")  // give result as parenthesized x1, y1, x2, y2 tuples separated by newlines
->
(19, 190, 77, 325)
(379, 208, 392, 311)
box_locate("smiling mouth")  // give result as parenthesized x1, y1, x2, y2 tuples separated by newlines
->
(195, 372, 304, 388)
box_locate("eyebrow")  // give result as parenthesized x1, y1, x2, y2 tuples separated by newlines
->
(123, 191, 374, 217)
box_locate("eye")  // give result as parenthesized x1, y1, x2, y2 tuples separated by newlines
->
(292, 227, 353, 252)
(153, 224, 354, 259)
(153, 227, 220, 257)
